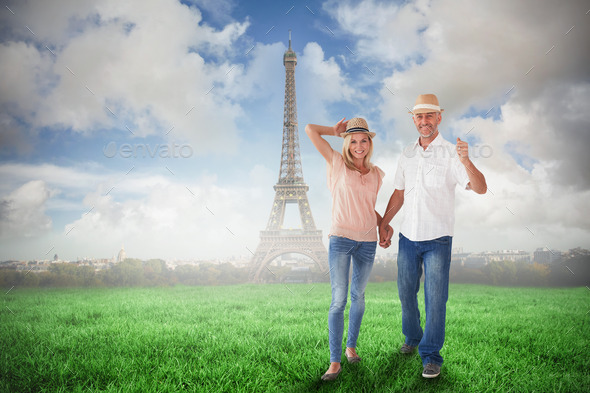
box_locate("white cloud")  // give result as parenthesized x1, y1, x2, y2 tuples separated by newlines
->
(326, 0, 590, 253)
(0, 163, 107, 196)
(0, 180, 53, 238)
(325, 0, 589, 133)
(0, 41, 53, 118)
(63, 175, 269, 260)
(1, 0, 250, 155)
(220, 42, 285, 101)
(0, 113, 35, 155)
(0, 162, 272, 260)
(1, 0, 588, 261)
(438, 85, 590, 252)
(298, 42, 359, 123)
(0, 1, 93, 44)
(324, 0, 427, 64)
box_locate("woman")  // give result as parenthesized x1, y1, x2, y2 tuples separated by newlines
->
(305, 117, 392, 381)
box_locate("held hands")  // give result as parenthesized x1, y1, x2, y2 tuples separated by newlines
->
(379, 224, 394, 249)
(456, 137, 470, 164)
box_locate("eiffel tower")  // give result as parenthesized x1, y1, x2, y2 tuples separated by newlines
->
(250, 32, 328, 282)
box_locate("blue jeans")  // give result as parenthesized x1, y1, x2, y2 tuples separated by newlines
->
(328, 236, 376, 363)
(397, 233, 452, 367)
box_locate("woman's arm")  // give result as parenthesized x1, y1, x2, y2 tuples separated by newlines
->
(376, 210, 393, 248)
(304, 118, 347, 163)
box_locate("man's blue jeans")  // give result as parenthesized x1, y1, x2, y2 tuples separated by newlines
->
(397, 233, 452, 366)
(328, 236, 376, 363)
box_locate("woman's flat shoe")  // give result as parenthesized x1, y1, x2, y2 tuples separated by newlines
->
(321, 367, 341, 381)
(345, 353, 361, 364)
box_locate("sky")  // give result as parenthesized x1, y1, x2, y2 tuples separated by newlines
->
(0, 0, 589, 262)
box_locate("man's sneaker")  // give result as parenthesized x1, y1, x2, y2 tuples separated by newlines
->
(422, 363, 441, 378)
(400, 343, 416, 354)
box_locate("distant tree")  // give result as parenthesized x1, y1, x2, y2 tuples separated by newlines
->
(450, 266, 487, 284)
(107, 259, 144, 286)
(174, 265, 201, 285)
(22, 272, 40, 287)
(205, 265, 222, 285)
(515, 262, 549, 286)
(549, 253, 590, 286)
(0, 270, 23, 287)
(216, 262, 248, 284)
(48, 263, 81, 286)
(143, 259, 169, 286)
(483, 260, 517, 286)
(7, 250, 584, 289)
(76, 265, 99, 287)
(370, 260, 396, 282)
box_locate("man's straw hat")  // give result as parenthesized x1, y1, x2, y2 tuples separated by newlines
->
(340, 117, 376, 138)
(409, 94, 444, 114)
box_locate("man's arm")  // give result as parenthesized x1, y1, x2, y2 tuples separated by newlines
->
(379, 189, 404, 244)
(456, 137, 487, 194)
(463, 160, 487, 194)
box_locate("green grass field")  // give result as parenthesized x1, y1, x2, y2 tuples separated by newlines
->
(1, 283, 588, 392)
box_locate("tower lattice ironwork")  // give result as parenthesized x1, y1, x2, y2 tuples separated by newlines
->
(250, 32, 328, 282)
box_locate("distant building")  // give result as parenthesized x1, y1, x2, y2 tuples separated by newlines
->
(533, 247, 562, 264)
(451, 252, 467, 265)
(461, 250, 531, 265)
(463, 255, 487, 268)
(117, 246, 127, 263)
(484, 250, 530, 263)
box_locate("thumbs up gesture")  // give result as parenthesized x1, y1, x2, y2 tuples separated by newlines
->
(456, 137, 469, 163)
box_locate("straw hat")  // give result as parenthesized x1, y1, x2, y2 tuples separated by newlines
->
(408, 94, 444, 114)
(340, 117, 376, 138)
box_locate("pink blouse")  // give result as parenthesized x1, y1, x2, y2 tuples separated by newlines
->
(328, 152, 385, 242)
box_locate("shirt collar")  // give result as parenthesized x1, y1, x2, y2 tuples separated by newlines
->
(412, 132, 444, 151)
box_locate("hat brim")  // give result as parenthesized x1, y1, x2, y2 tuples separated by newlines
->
(408, 108, 444, 114)
(340, 131, 376, 138)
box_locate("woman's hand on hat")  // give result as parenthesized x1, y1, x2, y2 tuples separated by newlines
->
(333, 117, 348, 137)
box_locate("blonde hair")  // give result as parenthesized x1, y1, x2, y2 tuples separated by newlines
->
(342, 133, 374, 173)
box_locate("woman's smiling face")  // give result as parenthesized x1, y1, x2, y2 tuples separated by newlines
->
(348, 133, 371, 160)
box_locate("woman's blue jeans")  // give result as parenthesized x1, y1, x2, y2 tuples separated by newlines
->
(397, 233, 452, 367)
(328, 236, 376, 363)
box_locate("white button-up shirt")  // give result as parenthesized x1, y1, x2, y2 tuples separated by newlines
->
(393, 133, 470, 242)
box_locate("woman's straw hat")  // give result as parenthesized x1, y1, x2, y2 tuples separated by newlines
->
(340, 117, 376, 138)
(409, 94, 444, 114)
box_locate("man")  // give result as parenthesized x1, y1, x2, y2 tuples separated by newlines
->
(379, 94, 486, 379)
